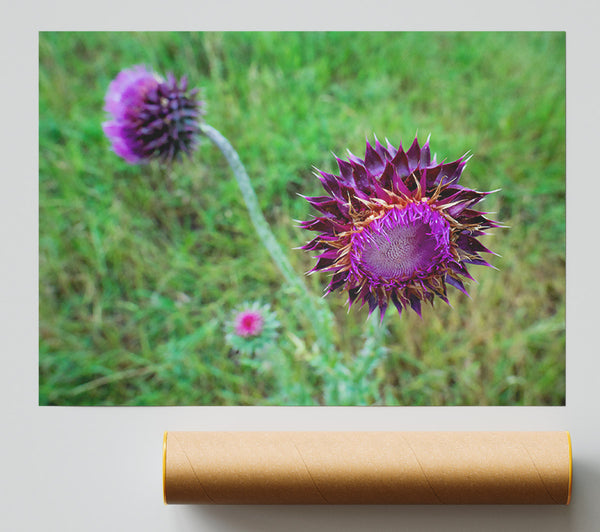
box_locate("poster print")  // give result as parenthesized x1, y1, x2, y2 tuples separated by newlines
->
(39, 32, 565, 406)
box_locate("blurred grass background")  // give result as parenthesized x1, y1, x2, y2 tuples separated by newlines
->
(39, 32, 565, 405)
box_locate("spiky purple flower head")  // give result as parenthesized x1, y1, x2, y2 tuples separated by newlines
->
(102, 65, 203, 164)
(300, 135, 500, 319)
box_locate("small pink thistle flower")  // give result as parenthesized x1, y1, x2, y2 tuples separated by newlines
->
(225, 302, 280, 356)
(234, 310, 264, 337)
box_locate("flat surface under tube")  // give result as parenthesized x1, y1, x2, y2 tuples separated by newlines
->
(163, 431, 571, 505)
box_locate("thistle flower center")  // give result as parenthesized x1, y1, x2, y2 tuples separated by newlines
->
(351, 202, 451, 282)
(234, 311, 264, 337)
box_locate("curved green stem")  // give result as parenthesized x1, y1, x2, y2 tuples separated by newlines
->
(200, 123, 335, 353)
(200, 123, 299, 286)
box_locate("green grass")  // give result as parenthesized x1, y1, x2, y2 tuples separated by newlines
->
(39, 31, 565, 405)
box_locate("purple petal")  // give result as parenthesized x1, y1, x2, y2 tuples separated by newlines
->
(445, 275, 470, 297)
(457, 234, 496, 255)
(373, 136, 391, 160)
(406, 137, 421, 172)
(391, 146, 410, 178)
(420, 136, 431, 167)
(328, 272, 348, 292)
(390, 291, 404, 316)
(364, 141, 385, 176)
(409, 295, 422, 317)
(336, 157, 355, 185)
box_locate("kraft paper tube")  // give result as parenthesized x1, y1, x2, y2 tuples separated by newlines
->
(163, 431, 572, 505)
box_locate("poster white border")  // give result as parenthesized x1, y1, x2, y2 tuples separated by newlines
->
(2, 1, 599, 530)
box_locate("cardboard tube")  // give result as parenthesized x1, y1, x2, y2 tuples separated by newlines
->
(163, 431, 572, 505)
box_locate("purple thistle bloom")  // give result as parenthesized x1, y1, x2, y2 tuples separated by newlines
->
(300, 135, 500, 319)
(102, 65, 203, 164)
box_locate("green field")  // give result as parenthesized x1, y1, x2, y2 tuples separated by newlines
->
(39, 32, 565, 406)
